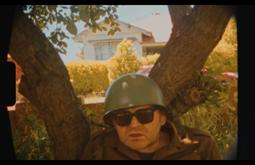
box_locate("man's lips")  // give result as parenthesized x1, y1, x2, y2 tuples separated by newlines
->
(129, 133, 144, 138)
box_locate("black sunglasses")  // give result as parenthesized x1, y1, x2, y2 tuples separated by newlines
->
(111, 107, 158, 127)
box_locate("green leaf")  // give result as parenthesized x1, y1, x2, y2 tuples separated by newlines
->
(101, 26, 107, 31)
(37, 20, 46, 29)
(92, 26, 97, 33)
(62, 42, 68, 48)
(115, 27, 121, 32)
(97, 26, 102, 32)
(70, 5, 79, 13)
(100, 10, 106, 17)
(104, 17, 110, 24)
(48, 5, 57, 12)
(107, 29, 114, 36)
(50, 34, 57, 44)
(59, 33, 65, 40)
(80, 7, 90, 23)
(112, 7, 117, 13)
(59, 15, 66, 23)
(66, 21, 77, 35)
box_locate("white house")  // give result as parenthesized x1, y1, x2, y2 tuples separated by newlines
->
(73, 19, 167, 61)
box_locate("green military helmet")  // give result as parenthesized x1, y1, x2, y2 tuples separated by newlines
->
(103, 73, 167, 125)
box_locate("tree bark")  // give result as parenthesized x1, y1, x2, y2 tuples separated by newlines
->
(149, 5, 234, 119)
(9, 9, 90, 159)
(168, 5, 193, 43)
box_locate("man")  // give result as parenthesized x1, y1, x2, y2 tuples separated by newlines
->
(80, 73, 221, 160)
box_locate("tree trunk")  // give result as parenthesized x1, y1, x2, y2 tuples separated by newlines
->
(9, 9, 90, 159)
(149, 5, 234, 119)
(168, 5, 193, 43)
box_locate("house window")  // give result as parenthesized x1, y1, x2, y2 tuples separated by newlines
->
(94, 41, 119, 60)
(94, 43, 104, 60)
(95, 45, 102, 60)
(109, 42, 117, 57)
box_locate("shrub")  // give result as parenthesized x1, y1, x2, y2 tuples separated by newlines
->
(179, 78, 237, 156)
(178, 17, 237, 157)
(12, 102, 53, 160)
(107, 39, 142, 82)
(66, 60, 109, 96)
(205, 17, 237, 77)
(139, 53, 160, 66)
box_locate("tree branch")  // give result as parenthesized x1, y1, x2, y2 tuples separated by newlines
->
(149, 5, 234, 119)
(168, 5, 193, 42)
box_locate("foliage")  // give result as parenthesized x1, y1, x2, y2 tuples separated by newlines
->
(205, 17, 237, 76)
(139, 53, 160, 66)
(107, 39, 142, 82)
(12, 103, 53, 160)
(66, 39, 156, 96)
(23, 5, 120, 54)
(82, 104, 105, 125)
(178, 17, 238, 156)
(66, 60, 109, 96)
(179, 79, 237, 156)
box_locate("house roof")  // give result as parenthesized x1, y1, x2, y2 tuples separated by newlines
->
(74, 19, 153, 43)
(130, 11, 172, 42)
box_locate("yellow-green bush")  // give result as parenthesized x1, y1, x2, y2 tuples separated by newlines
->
(179, 78, 237, 156)
(179, 17, 238, 157)
(205, 17, 237, 76)
(139, 53, 160, 66)
(12, 102, 53, 160)
(107, 39, 142, 82)
(66, 60, 109, 96)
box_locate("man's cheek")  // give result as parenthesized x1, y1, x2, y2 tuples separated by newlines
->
(118, 129, 128, 142)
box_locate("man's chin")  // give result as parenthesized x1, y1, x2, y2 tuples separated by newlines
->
(126, 141, 148, 151)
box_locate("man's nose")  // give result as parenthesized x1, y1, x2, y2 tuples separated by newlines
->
(129, 116, 141, 127)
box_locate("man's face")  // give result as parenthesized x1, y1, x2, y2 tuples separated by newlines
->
(112, 105, 166, 153)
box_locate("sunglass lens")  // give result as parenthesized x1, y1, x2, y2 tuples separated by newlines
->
(135, 109, 154, 124)
(114, 111, 132, 126)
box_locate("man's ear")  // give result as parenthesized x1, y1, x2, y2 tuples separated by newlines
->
(160, 113, 167, 126)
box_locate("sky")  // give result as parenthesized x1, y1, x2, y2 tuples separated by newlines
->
(43, 5, 172, 64)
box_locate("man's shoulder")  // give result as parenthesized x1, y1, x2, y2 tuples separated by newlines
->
(174, 123, 212, 139)
(180, 126, 221, 159)
(80, 126, 116, 159)
(90, 126, 116, 143)
(177, 125, 217, 146)
(186, 127, 212, 139)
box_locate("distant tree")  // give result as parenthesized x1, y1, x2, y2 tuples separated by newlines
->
(23, 5, 120, 54)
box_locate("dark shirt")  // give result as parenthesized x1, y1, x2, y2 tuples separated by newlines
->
(137, 152, 155, 160)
